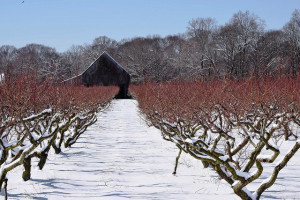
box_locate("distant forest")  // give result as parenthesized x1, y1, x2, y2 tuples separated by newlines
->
(1, 10, 299, 83)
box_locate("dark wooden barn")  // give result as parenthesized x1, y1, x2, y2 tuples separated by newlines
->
(63, 52, 130, 99)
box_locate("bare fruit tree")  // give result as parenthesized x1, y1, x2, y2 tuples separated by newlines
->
(132, 78, 300, 200)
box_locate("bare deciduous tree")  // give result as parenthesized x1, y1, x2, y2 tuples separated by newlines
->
(283, 9, 300, 76)
(217, 11, 265, 78)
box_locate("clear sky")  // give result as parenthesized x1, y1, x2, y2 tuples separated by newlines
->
(0, 0, 299, 52)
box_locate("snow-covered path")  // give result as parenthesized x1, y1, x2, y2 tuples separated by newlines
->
(5, 100, 300, 199)
(6, 100, 236, 199)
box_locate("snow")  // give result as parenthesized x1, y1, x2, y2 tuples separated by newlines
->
(257, 154, 272, 160)
(235, 170, 250, 180)
(0, 73, 4, 82)
(219, 155, 229, 162)
(232, 180, 240, 187)
(247, 140, 300, 199)
(3, 100, 300, 199)
(2, 100, 235, 199)
(242, 187, 256, 200)
(185, 138, 193, 144)
(184, 137, 200, 144)
(23, 108, 52, 121)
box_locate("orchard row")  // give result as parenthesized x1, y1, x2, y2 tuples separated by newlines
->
(132, 77, 300, 200)
(0, 73, 118, 198)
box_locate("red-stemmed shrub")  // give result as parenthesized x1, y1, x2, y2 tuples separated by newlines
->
(0, 71, 118, 198)
(131, 76, 300, 200)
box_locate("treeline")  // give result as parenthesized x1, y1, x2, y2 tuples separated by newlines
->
(1, 10, 299, 83)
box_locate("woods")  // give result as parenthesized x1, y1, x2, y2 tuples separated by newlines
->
(1, 10, 300, 83)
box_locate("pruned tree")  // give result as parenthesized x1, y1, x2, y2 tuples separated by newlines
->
(0, 71, 118, 198)
(132, 78, 300, 200)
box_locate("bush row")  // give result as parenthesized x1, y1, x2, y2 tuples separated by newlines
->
(0, 73, 118, 198)
(131, 77, 300, 200)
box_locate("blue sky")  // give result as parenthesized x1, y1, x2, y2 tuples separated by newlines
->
(0, 0, 299, 52)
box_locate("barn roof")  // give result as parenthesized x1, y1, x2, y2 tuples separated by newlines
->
(82, 51, 128, 75)
(63, 51, 128, 83)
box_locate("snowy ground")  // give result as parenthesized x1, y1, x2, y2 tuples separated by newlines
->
(0, 73, 4, 83)
(4, 100, 300, 199)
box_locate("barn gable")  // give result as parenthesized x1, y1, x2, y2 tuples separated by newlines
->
(63, 52, 130, 99)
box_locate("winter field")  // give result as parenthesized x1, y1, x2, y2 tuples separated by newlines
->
(2, 100, 300, 200)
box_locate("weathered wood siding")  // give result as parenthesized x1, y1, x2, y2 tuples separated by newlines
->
(63, 52, 130, 99)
